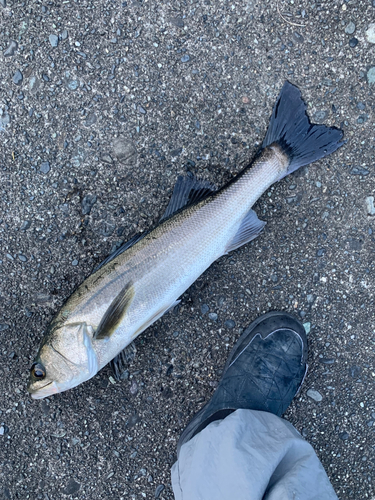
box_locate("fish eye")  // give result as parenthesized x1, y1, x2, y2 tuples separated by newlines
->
(31, 363, 46, 380)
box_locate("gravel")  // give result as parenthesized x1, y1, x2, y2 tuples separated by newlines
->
(0, 1, 374, 499)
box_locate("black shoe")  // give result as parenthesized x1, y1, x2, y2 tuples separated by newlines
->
(177, 311, 308, 454)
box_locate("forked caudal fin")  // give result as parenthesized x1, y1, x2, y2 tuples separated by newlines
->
(262, 81, 345, 179)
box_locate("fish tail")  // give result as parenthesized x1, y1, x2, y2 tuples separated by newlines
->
(262, 81, 344, 179)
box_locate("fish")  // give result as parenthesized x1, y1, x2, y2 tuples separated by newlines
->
(27, 82, 344, 399)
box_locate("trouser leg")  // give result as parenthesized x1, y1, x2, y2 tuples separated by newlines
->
(171, 409, 338, 500)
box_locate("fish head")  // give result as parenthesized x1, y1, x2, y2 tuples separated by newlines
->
(28, 322, 98, 399)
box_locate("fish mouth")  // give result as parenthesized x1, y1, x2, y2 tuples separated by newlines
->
(28, 381, 59, 399)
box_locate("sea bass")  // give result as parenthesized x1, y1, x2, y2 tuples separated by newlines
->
(28, 82, 344, 399)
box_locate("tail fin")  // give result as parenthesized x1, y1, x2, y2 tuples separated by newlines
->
(262, 81, 344, 179)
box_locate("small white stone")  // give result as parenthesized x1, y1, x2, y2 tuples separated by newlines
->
(307, 389, 323, 402)
(365, 196, 375, 215)
(303, 322, 311, 335)
(366, 23, 375, 44)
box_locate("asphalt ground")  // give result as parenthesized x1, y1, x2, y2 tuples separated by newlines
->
(0, 0, 374, 498)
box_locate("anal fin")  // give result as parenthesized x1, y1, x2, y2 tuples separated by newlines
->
(225, 209, 266, 254)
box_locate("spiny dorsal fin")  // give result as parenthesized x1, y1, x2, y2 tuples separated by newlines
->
(94, 233, 146, 273)
(161, 173, 216, 221)
(224, 209, 266, 254)
(94, 281, 135, 340)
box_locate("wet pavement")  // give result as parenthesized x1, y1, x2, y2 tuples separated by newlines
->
(0, 0, 374, 498)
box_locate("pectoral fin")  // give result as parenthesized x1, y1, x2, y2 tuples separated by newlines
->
(94, 281, 135, 340)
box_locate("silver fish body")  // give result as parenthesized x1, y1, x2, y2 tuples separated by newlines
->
(28, 82, 344, 398)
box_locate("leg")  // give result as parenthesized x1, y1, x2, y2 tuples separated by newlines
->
(172, 409, 338, 500)
(171, 312, 338, 500)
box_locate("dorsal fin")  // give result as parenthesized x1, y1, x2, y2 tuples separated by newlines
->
(161, 173, 216, 221)
(94, 232, 146, 273)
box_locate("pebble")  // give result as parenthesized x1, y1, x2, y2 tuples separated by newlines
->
(339, 431, 349, 441)
(365, 23, 375, 43)
(316, 248, 325, 257)
(155, 484, 165, 498)
(181, 55, 190, 63)
(303, 322, 310, 335)
(349, 37, 358, 48)
(65, 73, 79, 90)
(4, 40, 18, 57)
(29, 76, 41, 93)
(293, 32, 304, 43)
(349, 365, 361, 378)
(127, 412, 140, 427)
(72, 259, 79, 266)
(40, 161, 50, 174)
(63, 479, 80, 495)
(345, 21, 356, 34)
(319, 358, 335, 365)
(13, 70, 23, 86)
(20, 221, 31, 230)
(0, 111, 10, 129)
(367, 67, 375, 84)
(357, 114, 368, 124)
(113, 137, 137, 163)
(81, 194, 97, 215)
(365, 196, 375, 215)
(85, 113, 97, 127)
(49, 34, 59, 47)
(61, 29, 68, 40)
(170, 17, 184, 28)
(307, 389, 323, 402)
(208, 312, 218, 321)
(313, 110, 327, 123)
(224, 319, 235, 329)
(0, 425, 9, 435)
(18, 255, 27, 262)
(350, 166, 369, 176)
(101, 154, 113, 164)
(201, 304, 209, 314)
(130, 380, 138, 395)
